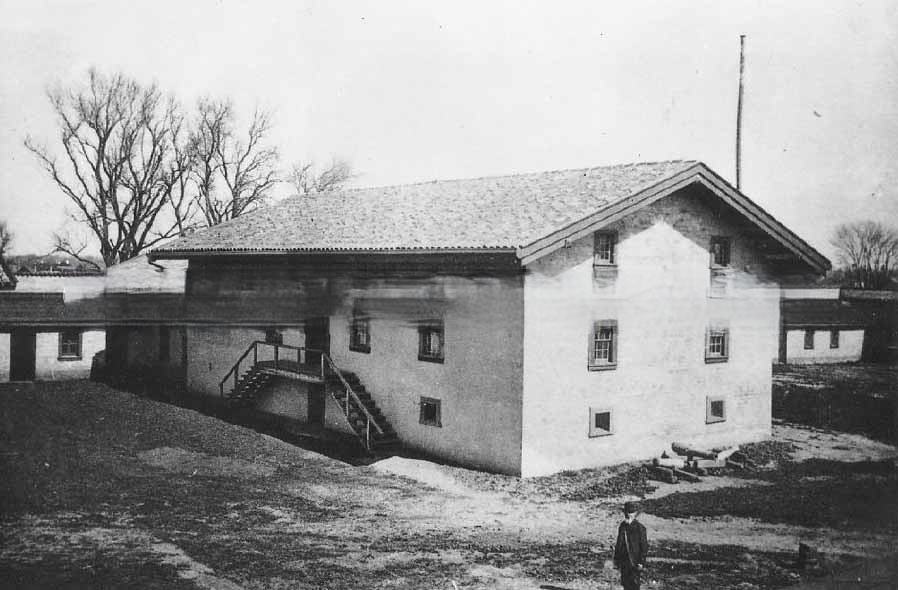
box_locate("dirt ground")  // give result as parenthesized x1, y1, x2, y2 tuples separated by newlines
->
(1, 381, 897, 590)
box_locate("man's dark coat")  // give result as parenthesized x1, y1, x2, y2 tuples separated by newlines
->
(613, 519, 648, 568)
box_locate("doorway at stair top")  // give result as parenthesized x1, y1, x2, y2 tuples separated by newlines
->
(304, 317, 329, 366)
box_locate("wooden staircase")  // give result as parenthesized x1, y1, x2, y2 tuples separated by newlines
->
(326, 370, 401, 452)
(219, 340, 401, 453)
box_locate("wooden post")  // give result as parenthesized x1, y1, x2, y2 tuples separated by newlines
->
(253, 342, 258, 366)
(736, 34, 746, 190)
(274, 344, 279, 370)
(366, 418, 371, 450)
(345, 388, 350, 416)
(234, 361, 239, 391)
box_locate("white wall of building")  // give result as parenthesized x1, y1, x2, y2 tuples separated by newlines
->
(0, 332, 9, 381)
(521, 190, 780, 476)
(33, 329, 105, 380)
(785, 329, 864, 364)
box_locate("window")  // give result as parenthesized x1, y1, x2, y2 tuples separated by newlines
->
(705, 327, 729, 363)
(419, 397, 442, 427)
(830, 329, 839, 349)
(588, 321, 618, 370)
(710, 236, 731, 267)
(706, 397, 726, 424)
(804, 330, 815, 350)
(349, 317, 371, 353)
(58, 329, 82, 360)
(418, 322, 444, 363)
(265, 328, 284, 345)
(588, 408, 613, 437)
(593, 232, 617, 265)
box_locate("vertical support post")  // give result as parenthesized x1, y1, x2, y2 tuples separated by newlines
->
(366, 418, 371, 451)
(274, 344, 279, 370)
(297, 347, 301, 369)
(345, 388, 350, 416)
(234, 361, 239, 391)
(320, 353, 325, 380)
(253, 342, 257, 366)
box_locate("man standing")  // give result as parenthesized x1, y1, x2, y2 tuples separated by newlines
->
(613, 501, 648, 590)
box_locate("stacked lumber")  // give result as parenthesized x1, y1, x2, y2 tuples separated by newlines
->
(645, 443, 745, 484)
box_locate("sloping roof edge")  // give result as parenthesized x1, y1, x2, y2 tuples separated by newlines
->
(517, 162, 831, 273)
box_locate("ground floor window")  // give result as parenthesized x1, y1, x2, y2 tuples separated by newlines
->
(588, 407, 613, 437)
(418, 322, 444, 363)
(830, 329, 840, 349)
(804, 329, 815, 350)
(419, 397, 442, 427)
(349, 317, 371, 353)
(58, 329, 82, 360)
(706, 396, 726, 424)
(265, 328, 284, 345)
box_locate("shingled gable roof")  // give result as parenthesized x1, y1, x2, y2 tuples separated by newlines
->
(151, 160, 830, 273)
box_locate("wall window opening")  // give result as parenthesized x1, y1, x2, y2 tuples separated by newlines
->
(58, 329, 82, 360)
(705, 327, 729, 363)
(349, 317, 371, 353)
(419, 397, 442, 427)
(804, 329, 815, 350)
(418, 322, 444, 363)
(588, 321, 618, 370)
(706, 397, 726, 424)
(830, 329, 839, 349)
(589, 408, 613, 437)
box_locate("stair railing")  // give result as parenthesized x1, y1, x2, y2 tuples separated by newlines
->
(219, 340, 326, 399)
(321, 353, 385, 451)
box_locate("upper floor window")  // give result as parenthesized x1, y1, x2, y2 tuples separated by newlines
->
(349, 317, 371, 353)
(58, 329, 82, 360)
(418, 322, 444, 363)
(588, 320, 618, 370)
(705, 326, 729, 363)
(710, 236, 731, 267)
(593, 232, 617, 266)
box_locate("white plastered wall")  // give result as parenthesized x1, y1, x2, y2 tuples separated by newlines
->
(521, 190, 780, 476)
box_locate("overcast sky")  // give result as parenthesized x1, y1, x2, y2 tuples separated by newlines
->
(1, 0, 896, 262)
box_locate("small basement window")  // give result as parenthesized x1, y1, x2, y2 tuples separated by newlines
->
(418, 322, 444, 363)
(710, 236, 731, 267)
(804, 329, 815, 350)
(706, 397, 726, 424)
(588, 407, 613, 437)
(593, 232, 617, 266)
(58, 329, 82, 360)
(349, 317, 371, 353)
(830, 329, 839, 349)
(705, 327, 729, 363)
(588, 321, 618, 371)
(419, 397, 442, 427)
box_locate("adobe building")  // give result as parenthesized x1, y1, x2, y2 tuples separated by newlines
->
(150, 160, 828, 476)
(0, 268, 105, 382)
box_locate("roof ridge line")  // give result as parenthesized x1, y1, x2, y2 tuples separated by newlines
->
(336, 159, 699, 195)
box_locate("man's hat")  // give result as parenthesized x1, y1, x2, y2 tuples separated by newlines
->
(624, 501, 639, 514)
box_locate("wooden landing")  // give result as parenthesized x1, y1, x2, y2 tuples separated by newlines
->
(255, 360, 326, 383)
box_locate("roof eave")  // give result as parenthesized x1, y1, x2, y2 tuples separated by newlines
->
(149, 247, 519, 261)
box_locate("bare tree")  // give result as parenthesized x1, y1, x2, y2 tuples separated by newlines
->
(0, 220, 11, 258)
(191, 99, 279, 226)
(24, 69, 192, 266)
(288, 157, 355, 195)
(831, 220, 898, 289)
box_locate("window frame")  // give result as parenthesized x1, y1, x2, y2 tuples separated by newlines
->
(58, 329, 83, 361)
(705, 326, 730, 364)
(419, 396, 442, 427)
(804, 329, 815, 350)
(349, 317, 371, 353)
(829, 329, 839, 349)
(417, 321, 444, 363)
(706, 396, 726, 424)
(588, 407, 613, 437)
(593, 231, 617, 266)
(709, 236, 732, 268)
(588, 320, 618, 371)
